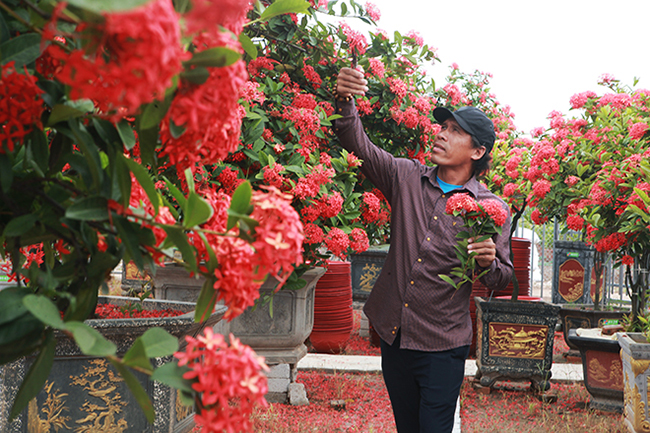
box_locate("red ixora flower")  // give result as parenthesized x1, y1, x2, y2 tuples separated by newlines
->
(175, 329, 268, 433)
(160, 32, 248, 170)
(621, 254, 635, 266)
(249, 187, 305, 288)
(0, 62, 44, 152)
(45, 0, 186, 121)
(478, 199, 508, 227)
(445, 192, 479, 215)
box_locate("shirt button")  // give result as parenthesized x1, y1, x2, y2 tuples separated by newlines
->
(442, 194, 446, 198)
(394, 326, 397, 329)
(410, 280, 414, 285)
(427, 237, 431, 241)
(434, 216, 438, 220)
(418, 258, 422, 262)
(405, 303, 409, 308)
(392, 331, 396, 334)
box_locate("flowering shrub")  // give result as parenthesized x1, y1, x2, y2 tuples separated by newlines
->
(0, 0, 310, 427)
(229, 2, 519, 254)
(438, 193, 508, 291)
(526, 76, 650, 321)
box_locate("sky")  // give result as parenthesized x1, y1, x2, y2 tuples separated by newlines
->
(346, 0, 650, 134)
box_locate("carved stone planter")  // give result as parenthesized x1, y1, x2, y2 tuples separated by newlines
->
(474, 297, 560, 391)
(0, 296, 227, 433)
(567, 329, 623, 412)
(618, 332, 650, 432)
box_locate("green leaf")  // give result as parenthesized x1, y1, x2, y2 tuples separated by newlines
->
(114, 153, 132, 207)
(26, 129, 49, 174)
(183, 47, 240, 68)
(3, 213, 37, 237)
(9, 331, 56, 422)
(66, 321, 117, 356)
(139, 327, 179, 358)
(65, 196, 109, 221)
(47, 100, 94, 126)
(180, 66, 210, 84)
(109, 359, 155, 424)
(239, 33, 257, 59)
(116, 119, 136, 150)
(0, 33, 41, 67)
(23, 295, 65, 329)
(183, 192, 213, 228)
(0, 288, 29, 326)
(163, 227, 197, 273)
(438, 274, 457, 287)
(163, 176, 187, 208)
(259, 0, 310, 21)
(0, 10, 10, 45)
(151, 362, 193, 393)
(139, 98, 172, 130)
(122, 338, 153, 373)
(230, 180, 252, 215)
(123, 155, 159, 215)
(194, 278, 217, 323)
(0, 152, 13, 193)
(113, 216, 145, 271)
(66, 0, 152, 12)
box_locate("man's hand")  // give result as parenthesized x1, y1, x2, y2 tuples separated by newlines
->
(468, 237, 497, 269)
(336, 67, 368, 98)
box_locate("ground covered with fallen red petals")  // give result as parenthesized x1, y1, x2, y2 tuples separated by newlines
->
(253, 310, 625, 432)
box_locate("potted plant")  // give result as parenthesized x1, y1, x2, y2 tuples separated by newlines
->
(0, 0, 311, 431)
(552, 77, 650, 414)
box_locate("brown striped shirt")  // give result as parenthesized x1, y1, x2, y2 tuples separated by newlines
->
(334, 99, 513, 352)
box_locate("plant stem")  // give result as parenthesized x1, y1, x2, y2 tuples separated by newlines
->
(0, 1, 43, 35)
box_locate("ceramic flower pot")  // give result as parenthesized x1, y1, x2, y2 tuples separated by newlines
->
(474, 296, 560, 391)
(0, 296, 226, 433)
(560, 305, 625, 351)
(567, 328, 623, 412)
(618, 332, 650, 433)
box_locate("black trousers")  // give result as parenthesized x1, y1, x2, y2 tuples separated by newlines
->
(380, 331, 469, 433)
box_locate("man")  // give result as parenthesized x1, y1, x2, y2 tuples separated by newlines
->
(334, 67, 513, 433)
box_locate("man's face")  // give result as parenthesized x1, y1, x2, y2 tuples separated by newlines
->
(431, 119, 485, 170)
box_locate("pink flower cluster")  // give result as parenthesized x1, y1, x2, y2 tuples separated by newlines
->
(339, 23, 368, 55)
(364, 2, 381, 21)
(175, 329, 268, 433)
(445, 193, 507, 227)
(0, 62, 44, 152)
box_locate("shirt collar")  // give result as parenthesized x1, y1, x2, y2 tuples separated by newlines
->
(426, 166, 481, 198)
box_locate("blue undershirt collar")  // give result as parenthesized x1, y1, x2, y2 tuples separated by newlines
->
(437, 176, 462, 194)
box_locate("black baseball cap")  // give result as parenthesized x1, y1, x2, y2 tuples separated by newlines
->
(433, 106, 496, 152)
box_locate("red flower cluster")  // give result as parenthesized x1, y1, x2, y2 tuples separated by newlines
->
(445, 193, 479, 215)
(45, 0, 185, 121)
(0, 62, 44, 152)
(183, 0, 251, 36)
(479, 199, 508, 227)
(249, 187, 305, 288)
(160, 48, 248, 171)
(175, 329, 268, 433)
